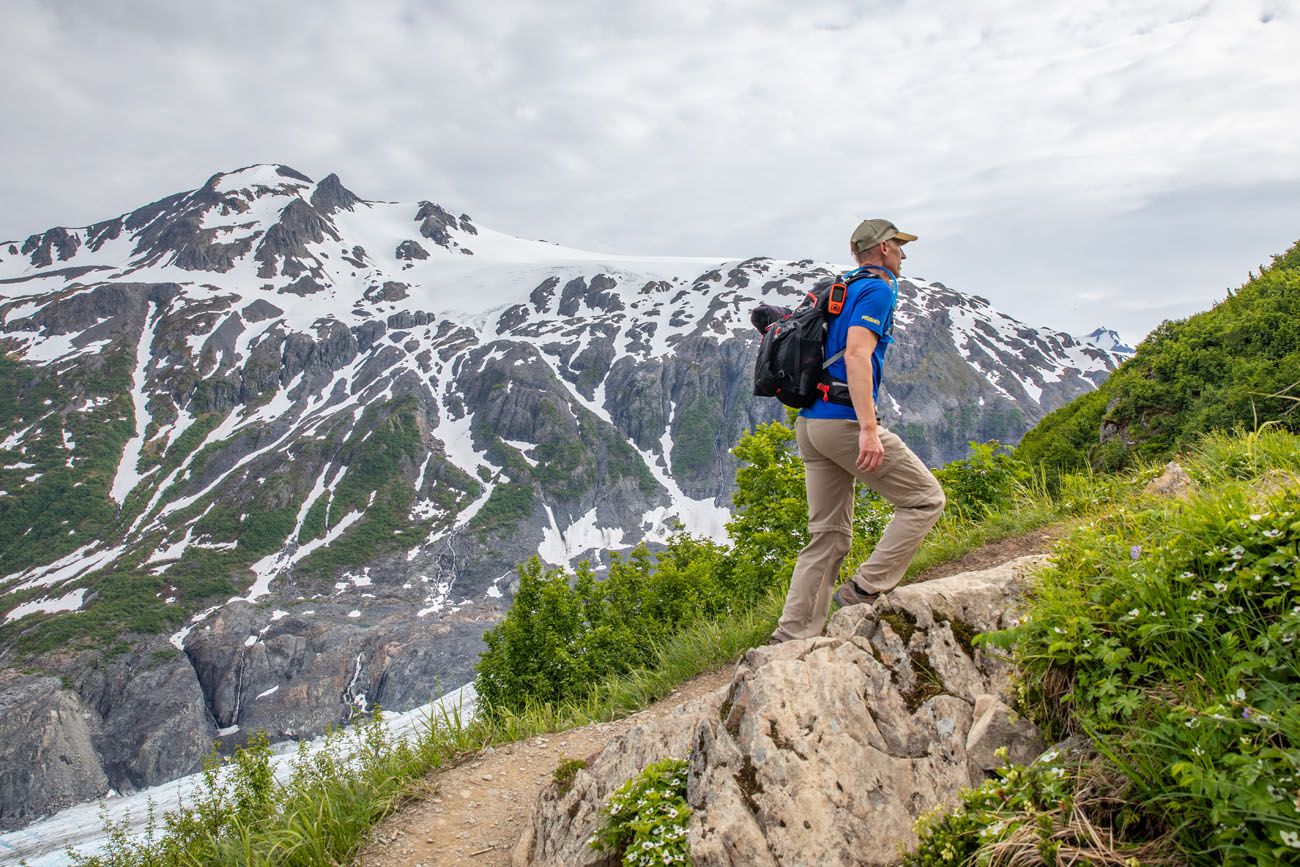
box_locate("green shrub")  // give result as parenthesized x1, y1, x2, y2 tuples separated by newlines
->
(981, 437, 1300, 863)
(475, 558, 596, 711)
(932, 440, 1028, 520)
(723, 419, 808, 601)
(475, 536, 729, 714)
(589, 757, 691, 866)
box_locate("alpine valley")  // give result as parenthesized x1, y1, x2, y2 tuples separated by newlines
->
(0, 164, 1122, 829)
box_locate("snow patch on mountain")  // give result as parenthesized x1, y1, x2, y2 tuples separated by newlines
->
(539, 505, 629, 566)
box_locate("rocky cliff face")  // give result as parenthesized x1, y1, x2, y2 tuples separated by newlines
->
(514, 557, 1048, 866)
(0, 164, 1117, 828)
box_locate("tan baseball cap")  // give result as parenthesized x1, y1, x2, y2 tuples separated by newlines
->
(850, 219, 918, 253)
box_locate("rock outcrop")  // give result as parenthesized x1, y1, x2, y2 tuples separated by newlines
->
(516, 556, 1048, 866)
(1144, 461, 1194, 499)
(0, 675, 109, 828)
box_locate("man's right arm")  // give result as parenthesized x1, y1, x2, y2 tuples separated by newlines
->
(844, 326, 883, 472)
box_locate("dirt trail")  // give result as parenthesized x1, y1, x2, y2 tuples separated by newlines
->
(358, 666, 735, 867)
(358, 527, 1061, 867)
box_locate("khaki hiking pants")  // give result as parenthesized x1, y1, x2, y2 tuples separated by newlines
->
(774, 417, 946, 642)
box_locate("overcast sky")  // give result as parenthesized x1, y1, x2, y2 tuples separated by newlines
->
(3, 0, 1298, 342)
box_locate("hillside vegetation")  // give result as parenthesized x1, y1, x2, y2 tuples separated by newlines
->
(908, 428, 1300, 866)
(1016, 239, 1300, 474)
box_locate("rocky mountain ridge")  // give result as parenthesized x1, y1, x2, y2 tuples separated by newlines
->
(0, 164, 1119, 829)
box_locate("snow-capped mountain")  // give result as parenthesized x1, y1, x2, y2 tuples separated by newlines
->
(0, 164, 1122, 828)
(1075, 326, 1135, 357)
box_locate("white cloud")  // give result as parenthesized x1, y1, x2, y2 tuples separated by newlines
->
(1, 0, 1298, 342)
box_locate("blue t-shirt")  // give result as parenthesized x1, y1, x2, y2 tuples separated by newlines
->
(800, 266, 897, 420)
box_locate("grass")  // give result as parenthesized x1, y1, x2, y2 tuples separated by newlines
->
(69, 591, 776, 866)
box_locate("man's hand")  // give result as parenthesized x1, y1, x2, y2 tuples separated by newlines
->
(856, 427, 884, 473)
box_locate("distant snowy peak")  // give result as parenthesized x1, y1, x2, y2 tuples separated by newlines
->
(1, 163, 476, 286)
(0, 163, 730, 322)
(1075, 326, 1135, 357)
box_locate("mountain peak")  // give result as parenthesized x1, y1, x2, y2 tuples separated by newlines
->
(202, 164, 313, 195)
(1076, 326, 1135, 356)
(310, 173, 362, 214)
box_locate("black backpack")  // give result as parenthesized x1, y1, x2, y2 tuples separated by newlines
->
(750, 272, 875, 409)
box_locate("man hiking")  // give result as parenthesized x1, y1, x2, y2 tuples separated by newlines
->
(768, 219, 946, 644)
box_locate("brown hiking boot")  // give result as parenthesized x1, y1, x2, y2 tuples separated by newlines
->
(833, 581, 880, 608)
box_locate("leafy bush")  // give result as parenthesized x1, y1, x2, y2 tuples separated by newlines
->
(932, 440, 1028, 520)
(475, 558, 600, 710)
(589, 757, 691, 866)
(722, 419, 808, 601)
(980, 436, 1300, 863)
(475, 537, 729, 714)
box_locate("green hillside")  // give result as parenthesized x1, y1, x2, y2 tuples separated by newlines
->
(1016, 240, 1300, 474)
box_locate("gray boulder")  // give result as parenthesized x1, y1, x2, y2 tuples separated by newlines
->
(689, 556, 1046, 865)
